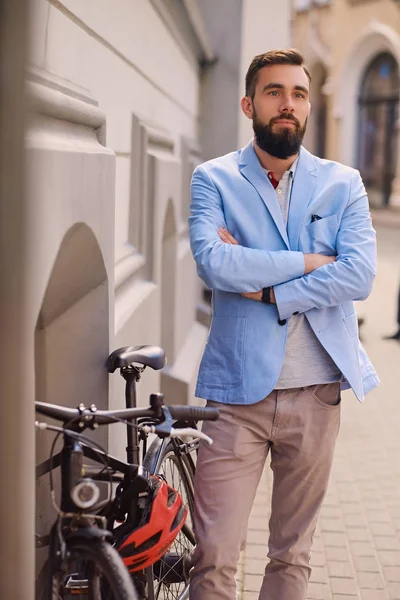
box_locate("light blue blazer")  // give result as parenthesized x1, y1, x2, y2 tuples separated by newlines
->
(189, 141, 379, 404)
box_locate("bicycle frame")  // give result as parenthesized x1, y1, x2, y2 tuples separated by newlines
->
(35, 343, 219, 600)
(115, 369, 199, 599)
(119, 365, 200, 467)
(36, 430, 110, 549)
(121, 365, 143, 465)
(36, 440, 150, 543)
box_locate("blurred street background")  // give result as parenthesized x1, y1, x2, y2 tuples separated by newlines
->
(1, 1, 400, 598)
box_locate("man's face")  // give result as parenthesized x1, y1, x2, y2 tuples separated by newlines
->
(242, 64, 311, 159)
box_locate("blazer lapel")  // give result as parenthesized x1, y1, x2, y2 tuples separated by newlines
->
(239, 141, 289, 249)
(287, 147, 318, 250)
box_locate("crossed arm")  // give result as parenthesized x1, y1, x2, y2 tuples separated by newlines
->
(218, 227, 279, 303)
(189, 165, 377, 317)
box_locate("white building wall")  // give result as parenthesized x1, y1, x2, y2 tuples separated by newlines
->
(0, 1, 294, 593)
(238, 0, 292, 148)
(29, 0, 295, 433)
(29, 1, 209, 565)
(31, 0, 205, 458)
(28, 0, 293, 562)
(197, 0, 243, 161)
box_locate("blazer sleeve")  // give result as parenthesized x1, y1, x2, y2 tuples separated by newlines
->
(273, 170, 377, 319)
(189, 164, 305, 292)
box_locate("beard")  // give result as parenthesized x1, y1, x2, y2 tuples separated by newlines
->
(253, 111, 307, 160)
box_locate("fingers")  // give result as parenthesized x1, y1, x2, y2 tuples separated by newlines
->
(218, 228, 239, 245)
(324, 255, 336, 265)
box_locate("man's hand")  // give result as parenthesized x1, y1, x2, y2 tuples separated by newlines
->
(218, 228, 267, 302)
(241, 290, 263, 302)
(304, 253, 336, 273)
(218, 228, 239, 245)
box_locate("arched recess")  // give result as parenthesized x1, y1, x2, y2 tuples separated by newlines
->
(35, 222, 109, 412)
(336, 22, 400, 168)
(305, 61, 328, 157)
(161, 199, 178, 365)
(357, 52, 399, 207)
(35, 223, 109, 571)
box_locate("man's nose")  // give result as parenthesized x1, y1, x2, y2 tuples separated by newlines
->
(279, 95, 295, 112)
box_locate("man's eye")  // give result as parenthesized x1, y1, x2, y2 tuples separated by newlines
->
(268, 91, 279, 96)
(295, 93, 305, 99)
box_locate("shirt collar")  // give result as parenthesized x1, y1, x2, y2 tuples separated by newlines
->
(263, 155, 299, 179)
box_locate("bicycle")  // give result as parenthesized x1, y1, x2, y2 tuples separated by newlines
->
(35, 406, 139, 600)
(35, 344, 219, 600)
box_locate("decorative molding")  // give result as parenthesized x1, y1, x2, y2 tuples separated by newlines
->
(114, 245, 146, 291)
(27, 67, 106, 134)
(180, 136, 201, 225)
(49, 0, 195, 119)
(114, 279, 157, 334)
(115, 114, 175, 296)
(147, 126, 175, 153)
(29, 66, 97, 105)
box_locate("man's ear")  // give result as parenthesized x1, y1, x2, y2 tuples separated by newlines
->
(240, 96, 254, 120)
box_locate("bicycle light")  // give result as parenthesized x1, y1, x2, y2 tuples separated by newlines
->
(71, 478, 100, 510)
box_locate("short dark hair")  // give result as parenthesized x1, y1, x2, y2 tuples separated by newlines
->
(245, 49, 311, 99)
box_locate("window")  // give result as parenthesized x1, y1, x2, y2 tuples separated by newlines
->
(357, 53, 400, 206)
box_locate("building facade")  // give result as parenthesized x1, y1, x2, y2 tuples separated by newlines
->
(292, 0, 400, 208)
(1, 1, 292, 597)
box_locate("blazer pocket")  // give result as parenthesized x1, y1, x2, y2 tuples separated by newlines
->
(305, 215, 338, 254)
(199, 317, 247, 388)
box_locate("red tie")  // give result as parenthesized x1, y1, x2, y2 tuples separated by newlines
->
(268, 171, 279, 189)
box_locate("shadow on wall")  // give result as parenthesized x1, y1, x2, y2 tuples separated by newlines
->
(35, 222, 109, 573)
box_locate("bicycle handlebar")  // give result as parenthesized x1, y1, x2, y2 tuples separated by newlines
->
(168, 405, 219, 422)
(35, 402, 154, 424)
(35, 401, 220, 425)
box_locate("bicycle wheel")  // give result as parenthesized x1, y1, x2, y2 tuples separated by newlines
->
(143, 439, 195, 600)
(36, 538, 138, 600)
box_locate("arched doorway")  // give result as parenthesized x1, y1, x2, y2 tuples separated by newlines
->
(357, 52, 400, 207)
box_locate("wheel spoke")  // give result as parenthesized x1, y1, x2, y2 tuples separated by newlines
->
(148, 446, 195, 600)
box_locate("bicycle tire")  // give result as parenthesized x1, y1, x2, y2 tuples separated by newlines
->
(143, 438, 195, 600)
(36, 538, 138, 600)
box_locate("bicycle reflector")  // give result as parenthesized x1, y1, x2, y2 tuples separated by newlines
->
(115, 475, 188, 572)
(71, 479, 101, 510)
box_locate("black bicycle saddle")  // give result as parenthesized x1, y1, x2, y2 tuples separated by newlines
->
(106, 345, 166, 373)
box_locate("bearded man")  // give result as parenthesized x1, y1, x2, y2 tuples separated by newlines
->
(188, 49, 379, 600)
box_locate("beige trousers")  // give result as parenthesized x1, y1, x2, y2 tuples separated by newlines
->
(190, 383, 341, 600)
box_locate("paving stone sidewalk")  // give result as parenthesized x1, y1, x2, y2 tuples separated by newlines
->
(238, 223, 400, 600)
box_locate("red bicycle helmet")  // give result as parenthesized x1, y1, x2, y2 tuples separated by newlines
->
(115, 475, 188, 572)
